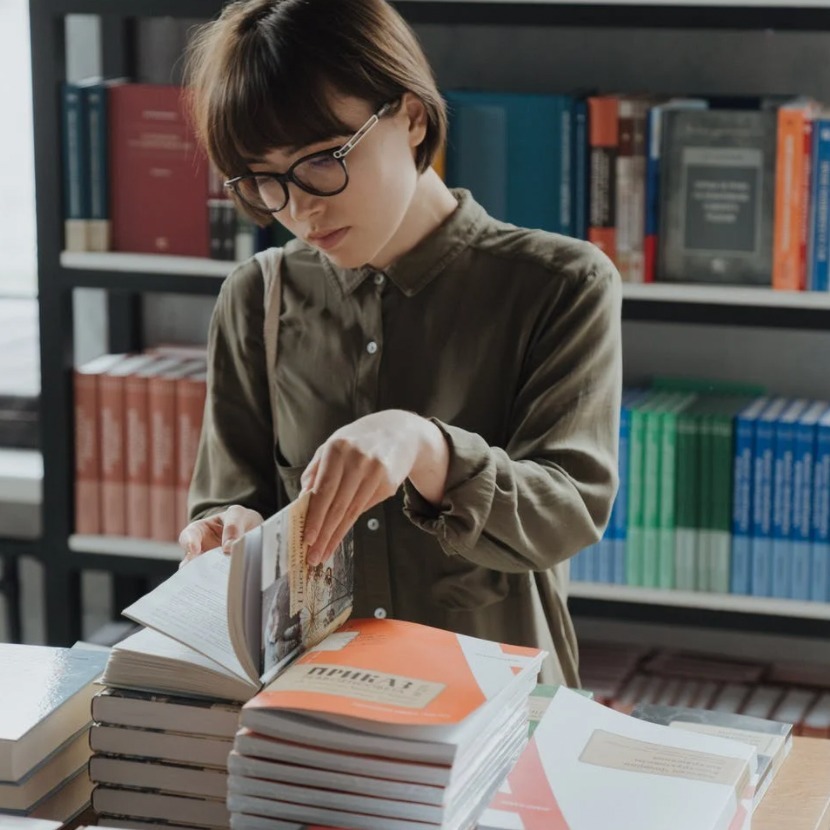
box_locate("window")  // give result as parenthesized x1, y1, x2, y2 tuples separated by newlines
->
(0, 0, 36, 297)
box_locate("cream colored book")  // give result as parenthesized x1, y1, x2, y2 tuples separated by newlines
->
(102, 492, 354, 701)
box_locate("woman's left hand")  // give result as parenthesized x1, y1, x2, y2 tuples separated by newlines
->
(300, 409, 449, 565)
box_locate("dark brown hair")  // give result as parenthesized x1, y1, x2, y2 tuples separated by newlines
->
(185, 0, 446, 223)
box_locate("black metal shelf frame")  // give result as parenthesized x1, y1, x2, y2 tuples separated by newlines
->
(30, 0, 830, 645)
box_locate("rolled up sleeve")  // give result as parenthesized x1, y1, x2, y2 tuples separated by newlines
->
(404, 258, 622, 573)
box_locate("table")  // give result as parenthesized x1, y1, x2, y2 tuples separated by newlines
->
(756, 736, 830, 830)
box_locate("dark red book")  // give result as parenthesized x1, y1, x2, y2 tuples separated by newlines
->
(108, 84, 209, 257)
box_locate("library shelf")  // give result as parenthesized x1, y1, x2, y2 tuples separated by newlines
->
(69, 535, 183, 562)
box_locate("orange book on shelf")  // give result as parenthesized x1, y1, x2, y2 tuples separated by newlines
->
(587, 96, 619, 267)
(148, 359, 205, 542)
(175, 369, 207, 533)
(773, 104, 813, 292)
(73, 353, 127, 535)
(99, 354, 158, 537)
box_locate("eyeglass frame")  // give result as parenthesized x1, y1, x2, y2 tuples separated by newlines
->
(224, 100, 396, 214)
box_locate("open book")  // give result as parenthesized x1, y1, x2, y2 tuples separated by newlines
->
(101, 492, 354, 701)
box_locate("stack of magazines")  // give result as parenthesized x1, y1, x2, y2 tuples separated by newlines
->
(227, 618, 544, 830)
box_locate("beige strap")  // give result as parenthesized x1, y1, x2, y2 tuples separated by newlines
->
(254, 247, 284, 441)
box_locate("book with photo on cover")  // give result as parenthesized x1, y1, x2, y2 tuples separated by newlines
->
(100, 491, 355, 701)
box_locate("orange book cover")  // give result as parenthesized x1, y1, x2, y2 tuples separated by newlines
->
(73, 354, 126, 535)
(175, 370, 207, 533)
(773, 107, 809, 291)
(99, 354, 158, 537)
(587, 96, 619, 266)
(246, 618, 543, 728)
(148, 360, 205, 541)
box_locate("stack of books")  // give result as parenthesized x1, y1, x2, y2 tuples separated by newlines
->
(631, 703, 793, 809)
(227, 618, 544, 830)
(88, 689, 239, 828)
(0, 644, 108, 821)
(478, 686, 759, 830)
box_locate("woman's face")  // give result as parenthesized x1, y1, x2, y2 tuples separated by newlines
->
(249, 93, 426, 270)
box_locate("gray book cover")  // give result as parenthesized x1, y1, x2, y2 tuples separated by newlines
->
(630, 702, 792, 797)
(658, 109, 777, 285)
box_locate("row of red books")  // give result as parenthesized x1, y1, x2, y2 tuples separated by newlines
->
(581, 641, 830, 738)
(73, 347, 207, 543)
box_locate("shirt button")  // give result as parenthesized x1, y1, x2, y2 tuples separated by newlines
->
(374, 607, 388, 619)
(367, 518, 380, 531)
(366, 341, 378, 355)
(373, 272, 385, 287)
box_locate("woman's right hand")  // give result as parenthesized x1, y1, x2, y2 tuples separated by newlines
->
(178, 505, 264, 568)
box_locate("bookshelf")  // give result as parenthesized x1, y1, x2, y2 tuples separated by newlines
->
(29, 0, 830, 645)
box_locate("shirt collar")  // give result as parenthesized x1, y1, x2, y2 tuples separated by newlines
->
(319, 188, 486, 297)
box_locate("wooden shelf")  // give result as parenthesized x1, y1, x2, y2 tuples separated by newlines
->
(69, 535, 183, 562)
(570, 581, 830, 620)
(623, 282, 830, 310)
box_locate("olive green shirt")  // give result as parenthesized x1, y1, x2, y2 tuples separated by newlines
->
(189, 188, 622, 686)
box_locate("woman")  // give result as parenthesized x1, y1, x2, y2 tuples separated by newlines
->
(178, 0, 622, 685)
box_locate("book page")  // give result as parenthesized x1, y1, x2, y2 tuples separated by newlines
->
(251, 492, 355, 684)
(122, 549, 252, 683)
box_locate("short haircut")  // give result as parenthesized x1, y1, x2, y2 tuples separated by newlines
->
(185, 0, 447, 223)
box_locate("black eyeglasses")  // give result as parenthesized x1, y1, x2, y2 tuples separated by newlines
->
(225, 102, 395, 214)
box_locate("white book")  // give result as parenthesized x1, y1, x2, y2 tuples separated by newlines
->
(103, 492, 354, 702)
(0, 645, 107, 782)
(0, 729, 89, 812)
(89, 756, 228, 799)
(91, 787, 229, 829)
(89, 724, 232, 769)
(478, 687, 756, 830)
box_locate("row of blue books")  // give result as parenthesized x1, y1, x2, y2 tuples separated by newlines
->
(572, 391, 830, 603)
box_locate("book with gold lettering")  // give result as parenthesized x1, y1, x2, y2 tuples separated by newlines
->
(100, 491, 355, 701)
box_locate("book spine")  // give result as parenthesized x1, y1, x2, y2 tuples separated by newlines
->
(125, 374, 150, 539)
(175, 375, 207, 534)
(641, 406, 663, 587)
(99, 372, 126, 536)
(587, 96, 618, 266)
(751, 417, 776, 596)
(771, 418, 795, 598)
(658, 410, 679, 589)
(809, 121, 830, 292)
(644, 106, 660, 284)
(626, 406, 646, 586)
(74, 371, 100, 534)
(629, 102, 648, 283)
(148, 376, 178, 541)
(674, 413, 699, 592)
(572, 99, 589, 241)
(710, 415, 733, 594)
(792, 418, 815, 600)
(811, 421, 830, 602)
(773, 108, 805, 291)
(559, 100, 573, 238)
(799, 115, 814, 292)
(696, 414, 714, 592)
(61, 82, 89, 252)
(616, 99, 635, 283)
(85, 83, 111, 252)
(614, 400, 632, 584)
(731, 413, 754, 595)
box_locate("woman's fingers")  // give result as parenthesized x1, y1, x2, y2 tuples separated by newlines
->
(315, 476, 383, 565)
(221, 505, 262, 553)
(303, 442, 346, 551)
(307, 461, 374, 565)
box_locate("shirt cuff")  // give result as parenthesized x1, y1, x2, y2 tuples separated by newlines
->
(402, 418, 496, 557)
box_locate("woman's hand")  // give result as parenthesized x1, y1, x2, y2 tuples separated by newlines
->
(178, 505, 264, 568)
(300, 410, 449, 566)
